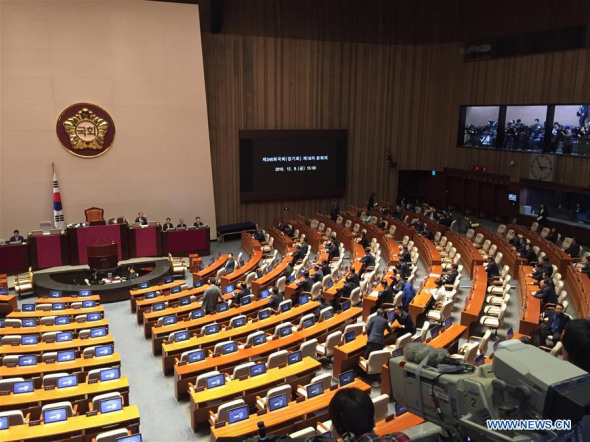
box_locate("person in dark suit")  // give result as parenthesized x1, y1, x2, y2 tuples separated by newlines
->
(421, 226, 434, 241)
(314, 296, 332, 320)
(253, 224, 265, 242)
(565, 238, 581, 258)
(312, 265, 323, 283)
(398, 246, 411, 263)
(193, 216, 204, 227)
(541, 256, 553, 278)
(402, 279, 416, 310)
(533, 279, 557, 310)
(520, 244, 538, 264)
(358, 232, 369, 249)
(546, 228, 558, 243)
(202, 278, 224, 314)
(267, 286, 283, 311)
(363, 309, 391, 359)
(397, 261, 412, 280)
(162, 218, 174, 231)
(580, 256, 590, 276)
(330, 200, 340, 222)
(358, 248, 375, 275)
(224, 253, 236, 273)
(392, 205, 403, 220)
(537, 204, 548, 226)
(135, 212, 148, 225)
(127, 267, 139, 280)
(9, 230, 24, 242)
(538, 303, 570, 345)
(296, 271, 314, 302)
(392, 273, 405, 293)
(528, 262, 544, 281)
(232, 282, 250, 306)
(177, 218, 187, 228)
(300, 238, 309, 256)
(375, 279, 394, 310)
(435, 264, 458, 287)
(334, 268, 360, 303)
(389, 305, 416, 337)
(326, 241, 339, 261)
(320, 260, 331, 277)
(367, 192, 376, 212)
(485, 257, 500, 284)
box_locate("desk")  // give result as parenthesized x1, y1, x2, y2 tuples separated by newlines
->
(460, 266, 488, 335)
(292, 218, 323, 253)
(0, 294, 17, 315)
(374, 413, 424, 435)
(444, 230, 483, 277)
(28, 233, 69, 270)
(475, 226, 525, 275)
(129, 225, 161, 257)
(250, 255, 291, 297)
(67, 223, 128, 265)
(241, 232, 261, 255)
(412, 234, 442, 267)
(2, 405, 140, 442)
(163, 227, 210, 257)
(7, 306, 104, 320)
(211, 379, 371, 441)
(189, 357, 321, 431)
(0, 242, 30, 275)
(36, 295, 101, 304)
(220, 251, 263, 291)
(332, 329, 392, 378)
(0, 319, 110, 337)
(518, 265, 542, 335)
(565, 266, 590, 319)
(193, 254, 227, 283)
(408, 265, 442, 323)
(137, 286, 206, 324)
(129, 280, 184, 313)
(0, 354, 121, 379)
(0, 334, 114, 356)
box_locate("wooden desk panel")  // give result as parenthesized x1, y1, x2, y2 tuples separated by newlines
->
(193, 254, 228, 283)
(7, 306, 104, 319)
(137, 285, 207, 325)
(0, 242, 31, 275)
(220, 251, 263, 291)
(518, 265, 542, 335)
(0, 294, 17, 316)
(241, 232, 261, 255)
(374, 412, 424, 435)
(250, 255, 291, 297)
(460, 266, 488, 335)
(408, 265, 442, 323)
(163, 227, 210, 257)
(412, 235, 442, 267)
(474, 226, 525, 275)
(291, 218, 323, 253)
(0, 354, 121, 379)
(129, 280, 184, 312)
(0, 319, 109, 337)
(210, 379, 371, 441)
(0, 334, 114, 356)
(444, 230, 483, 277)
(35, 295, 101, 305)
(565, 266, 590, 319)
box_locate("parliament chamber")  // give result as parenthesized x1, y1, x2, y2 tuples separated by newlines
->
(1, 0, 590, 441)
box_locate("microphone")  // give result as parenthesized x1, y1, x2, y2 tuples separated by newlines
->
(257, 421, 267, 441)
(404, 343, 463, 372)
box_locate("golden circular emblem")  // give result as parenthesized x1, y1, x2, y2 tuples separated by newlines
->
(56, 103, 115, 158)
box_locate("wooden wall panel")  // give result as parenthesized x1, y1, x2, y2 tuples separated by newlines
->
(201, 4, 590, 228)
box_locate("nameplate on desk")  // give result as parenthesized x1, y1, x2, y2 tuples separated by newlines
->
(84, 354, 93, 359)
(330, 384, 338, 391)
(244, 344, 252, 349)
(239, 375, 248, 381)
(385, 414, 395, 422)
(215, 421, 226, 428)
(44, 385, 56, 391)
(86, 410, 98, 417)
(6, 363, 16, 368)
(296, 396, 305, 403)
(196, 386, 205, 392)
(45, 359, 56, 364)
(10, 342, 19, 346)
(0, 391, 9, 396)
(177, 361, 187, 366)
(45, 340, 55, 344)
(278, 363, 287, 369)
(80, 335, 89, 340)
(257, 409, 267, 416)
(87, 378, 98, 384)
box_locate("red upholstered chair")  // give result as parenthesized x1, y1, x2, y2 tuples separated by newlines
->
(85, 207, 105, 225)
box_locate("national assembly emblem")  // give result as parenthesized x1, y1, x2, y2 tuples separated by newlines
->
(56, 103, 116, 158)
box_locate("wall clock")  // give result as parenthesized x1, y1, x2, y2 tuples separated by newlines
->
(529, 154, 555, 182)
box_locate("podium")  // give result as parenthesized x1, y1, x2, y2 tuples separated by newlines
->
(87, 243, 118, 270)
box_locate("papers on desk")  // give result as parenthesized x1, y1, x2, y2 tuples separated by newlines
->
(429, 273, 441, 277)
(424, 289, 437, 295)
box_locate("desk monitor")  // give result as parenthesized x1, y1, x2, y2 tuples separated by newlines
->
(241, 296, 251, 306)
(164, 276, 174, 284)
(444, 317, 453, 328)
(188, 349, 205, 363)
(95, 345, 113, 357)
(327, 279, 334, 288)
(217, 302, 229, 313)
(82, 300, 96, 308)
(22, 303, 35, 312)
(0, 288, 7, 295)
(13, 380, 34, 394)
(306, 382, 324, 399)
(302, 317, 315, 329)
(266, 265, 273, 273)
(507, 326, 514, 340)
(43, 407, 68, 424)
(190, 309, 204, 320)
(225, 285, 235, 294)
(204, 324, 220, 335)
(474, 354, 485, 366)
(249, 362, 266, 377)
(52, 303, 66, 310)
(322, 309, 334, 320)
(79, 290, 92, 297)
(56, 331, 73, 342)
(339, 369, 355, 386)
(222, 342, 238, 354)
(57, 375, 78, 389)
(430, 325, 441, 339)
(22, 318, 36, 327)
(49, 290, 62, 298)
(279, 325, 292, 337)
(259, 289, 270, 299)
(344, 330, 355, 343)
(268, 393, 289, 412)
(227, 405, 249, 424)
(258, 309, 271, 320)
(289, 275, 296, 283)
(387, 310, 395, 323)
(252, 333, 266, 346)
(162, 315, 177, 326)
(194, 280, 203, 288)
(152, 302, 166, 312)
(87, 312, 101, 322)
(145, 292, 157, 299)
(117, 435, 142, 442)
(206, 374, 225, 389)
(99, 396, 123, 414)
(55, 316, 70, 325)
(280, 302, 291, 313)
(57, 350, 75, 362)
(100, 367, 120, 382)
(287, 350, 302, 365)
(413, 336, 423, 343)
(341, 300, 351, 312)
(0, 319, 4, 328)
(232, 316, 247, 328)
(493, 340, 502, 352)
(91, 327, 107, 338)
(299, 294, 309, 305)
(138, 282, 150, 289)
(0, 416, 8, 430)
(395, 402, 407, 417)
(174, 330, 190, 342)
(179, 297, 190, 306)
(209, 257, 215, 264)
(392, 347, 404, 357)
(199, 263, 205, 270)
(171, 286, 181, 295)
(21, 335, 38, 345)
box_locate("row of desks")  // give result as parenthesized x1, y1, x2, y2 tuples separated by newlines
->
(564, 266, 590, 319)
(460, 266, 488, 336)
(475, 226, 526, 275)
(444, 230, 484, 277)
(517, 265, 542, 335)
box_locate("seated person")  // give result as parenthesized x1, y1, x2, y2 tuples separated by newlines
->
(421, 225, 434, 241)
(565, 238, 581, 258)
(435, 264, 458, 288)
(224, 253, 236, 273)
(312, 264, 324, 283)
(177, 218, 187, 228)
(358, 232, 369, 249)
(9, 229, 24, 242)
(135, 212, 148, 225)
(329, 388, 409, 441)
(546, 228, 558, 244)
(520, 243, 538, 264)
(320, 259, 331, 278)
(541, 256, 553, 278)
(485, 257, 500, 284)
(232, 282, 250, 305)
(162, 218, 174, 231)
(314, 296, 332, 320)
(397, 261, 412, 280)
(580, 256, 590, 276)
(128, 267, 139, 280)
(528, 262, 544, 281)
(409, 219, 423, 233)
(326, 240, 339, 261)
(357, 248, 375, 275)
(283, 224, 294, 238)
(290, 244, 305, 266)
(389, 305, 416, 337)
(391, 273, 405, 293)
(193, 216, 204, 227)
(253, 224, 265, 242)
(398, 246, 411, 263)
(267, 286, 283, 311)
(538, 303, 569, 346)
(295, 271, 314, 303)
(375, 279, 394, 310)
(533, 279, 557, 310)
(401, 278, 416, 310)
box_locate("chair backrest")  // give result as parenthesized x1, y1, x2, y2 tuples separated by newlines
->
(310, 281, 322, 299)
(230, 315, 247, 328)
(215, 398, 245, 422)
(216, 268, 227, 284)
(5, 319, 22, 327)
(277, 299, 292, 312)
(246, 330, 266, 346)
(481, 240, 491, 251)
(366, 349, 392, 372)
(557, 291, 567, 303)
(319, 306, 334, 321)
(298, 313, 315, 329)
(466, 229, 475, 240)
(561, 237, 572, 250)
(262, 384, 292, 405)
(41, 332, 59, 343)
(36, 303, 52, 311)
(85, 207, 104, 224)
(488, 244, 497, 256)
(0, 377, 25, 392)
(42, 352, 58, 362)
(433, 231, 441, 243)
(497, 303, 508, 322)
(321, 274, 332, 289)
(300, 338, 318, 359)
(310, 373, 332, 391)
(440, 299, 454, 320)
(497, 224, 506, 235)
(550, 341, 563, 357)
(43, 372, 70, 387)
(349, 287, 361, 305)
(0, 410, 25, 427)
(540, 227, 550, 238)
(267, 350, 289, 369)
(439, 236, 447, 247)
(322, 331, 342, 356)
(419, 321, 430, 341)
(317, 223, 325, 233)
(1, 335, 21, 345)
(195, 370, 221, 388)
(394, 332, 413, 349)
(372, 394, 390, 422)
(462, 342, 479, 364)
(494, 252, 503, 265)
(42, 400, 74, 418)
(245, 272, 257, 288)
(479, 330, 492, 355)
(214, 340, 235, 355)
(275, 276, 287, 293)
(343, 323, 364, 337)
(2, 355, 20, 366)
(232, 362, 255, 379)
(473, 233, 483, 244)
(95, 429, 130, 442)
(531, 221, 539, 232)
(388, 225, 396, 236)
